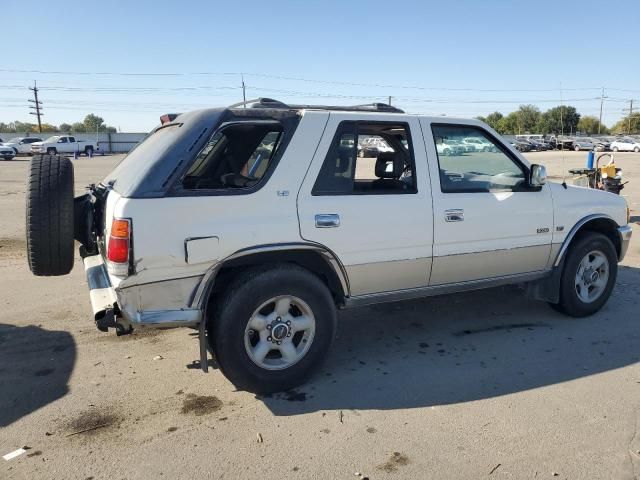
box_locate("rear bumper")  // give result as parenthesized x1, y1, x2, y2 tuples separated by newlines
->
(83, 254, 202, 331)
(618, 225, 633, 261)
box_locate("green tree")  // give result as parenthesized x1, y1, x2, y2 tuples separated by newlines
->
(40, 123, 58, 133)
(59, 123, 72, 132)
(611, 112, 640, 134)
(71, 122, 86, 133)
(83, 113, 105, 132)
(577, 116, 609, 135)
(537, 106, 580, 135)
(481, 111, 504, 131)
(13, 121, 37, 133)
(496, 112, 519, 134)
(515, 105, 541, 133)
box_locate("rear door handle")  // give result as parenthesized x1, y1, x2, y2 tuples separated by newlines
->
(445, 209, 464, 222)
(315, 214, 340, 228)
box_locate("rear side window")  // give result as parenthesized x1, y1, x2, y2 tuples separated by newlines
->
(182, 123, 283, 190)
(312, 121, 416, 195)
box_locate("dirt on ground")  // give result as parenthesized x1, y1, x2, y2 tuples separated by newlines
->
(1, 151, 639, 479)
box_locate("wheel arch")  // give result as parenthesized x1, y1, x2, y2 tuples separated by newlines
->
(554, 214, 622, 267)
(191, 244, 350, 311)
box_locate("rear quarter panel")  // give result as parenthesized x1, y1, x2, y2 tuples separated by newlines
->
(112, 111, 330, 288)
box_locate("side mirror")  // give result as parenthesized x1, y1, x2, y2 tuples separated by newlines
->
(530, 164, 547, 186)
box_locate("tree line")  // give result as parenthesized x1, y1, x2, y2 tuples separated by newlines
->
(477, 105, 640, 136)
(0, 114, 117, 134)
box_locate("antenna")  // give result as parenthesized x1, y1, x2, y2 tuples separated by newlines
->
(559, 82, 567, 189)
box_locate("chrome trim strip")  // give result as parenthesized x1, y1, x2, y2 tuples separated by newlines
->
(553, 214, 617, 267)
(136, 309, 202, 327)
(344, 270, 550, 308)
(617, 225, 632, 261)
(189, 242, 350, 309)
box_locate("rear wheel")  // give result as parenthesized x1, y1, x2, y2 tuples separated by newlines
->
(84, 146, 94, 156)
(574, 145, 580, 151)
(209, 264, 337, 393)
(549, 232, 617, 317)
(634, 147, 639, 153)
(26, 154, 75, 276)
(613, 146, 619, 152)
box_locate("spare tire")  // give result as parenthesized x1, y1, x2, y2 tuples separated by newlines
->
(26, 154, 75, 276)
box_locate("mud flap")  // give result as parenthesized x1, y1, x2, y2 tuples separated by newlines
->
(199, 320, 209, 373)
(525, 260, 564, 304)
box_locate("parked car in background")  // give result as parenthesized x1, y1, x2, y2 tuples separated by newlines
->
(591, 137, 610, 151)
(462, 137, 495, 151)
(357, 136, 394, 157)
(509, 139, 531, 152)
(30, 135, 95, 156)
(1, 137, 43, 155)
(611, 139, 640, 152)
(572, 138, 595, 151)
(0, 144, 16, 160)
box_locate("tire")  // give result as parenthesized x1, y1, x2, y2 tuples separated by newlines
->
(574, 145, 580, 151)
(26, 154, 75, 276)
(209, 264, 337, 393)
(84, 146, 94, 156)
(550, 232, 617, 317)
(3, 156, 14, 161)
(613, 147, 619, 152)
(46, 147, 56, 155)
(634, 147, 639, 153)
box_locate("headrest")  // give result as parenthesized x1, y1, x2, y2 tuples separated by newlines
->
(375, 152, 404, 178)
(336, 146, 353, 174)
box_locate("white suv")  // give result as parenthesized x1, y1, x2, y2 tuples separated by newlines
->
(25, 99, 632, 393)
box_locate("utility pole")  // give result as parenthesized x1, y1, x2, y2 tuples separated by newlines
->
(598, 87, 605, 134)
(241, 74, 246, 108)
(628, 99, 634, 134)
(388, 96, 392, 106)
(28, 80, 43, 133)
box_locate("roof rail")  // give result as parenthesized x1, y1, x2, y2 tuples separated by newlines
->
(229, 97, 405, 113)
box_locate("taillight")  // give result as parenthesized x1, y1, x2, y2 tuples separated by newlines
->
(107, 218, 131, 274)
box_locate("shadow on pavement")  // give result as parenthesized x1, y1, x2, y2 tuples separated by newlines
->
(262, 265, 640, 415)
(0, 323, 75, 427)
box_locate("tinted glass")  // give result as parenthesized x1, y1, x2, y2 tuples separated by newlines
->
(432, 125, 526, 193)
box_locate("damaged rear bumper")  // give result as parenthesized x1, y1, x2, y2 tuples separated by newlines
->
(83, 254, 202, 332)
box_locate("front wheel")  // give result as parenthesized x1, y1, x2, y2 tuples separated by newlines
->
(210, 265, 337, 393)
(550, 232, 617, 317)
(574, 145, 580, 151)
(634, 147, 639, 153)
(612, 147, 619, 152)
(46, 147, 57, 155)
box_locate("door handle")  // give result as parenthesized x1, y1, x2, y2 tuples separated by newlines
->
(315, 214, 340, 228)
(445, 209, 464, 222)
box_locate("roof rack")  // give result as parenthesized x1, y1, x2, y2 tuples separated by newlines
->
(229, 97, 405, 114)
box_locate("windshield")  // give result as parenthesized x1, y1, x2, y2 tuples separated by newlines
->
(6, 137, 22, 143)
(43, 136, 60, 143)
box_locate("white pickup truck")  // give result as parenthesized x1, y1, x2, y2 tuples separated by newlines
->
(30, 135, 95, 156)
(25, 98, 632, 393)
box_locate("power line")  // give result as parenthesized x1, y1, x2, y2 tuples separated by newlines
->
(0, 68, 607, 93)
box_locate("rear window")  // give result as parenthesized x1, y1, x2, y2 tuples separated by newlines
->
(103, 124, 183, 195)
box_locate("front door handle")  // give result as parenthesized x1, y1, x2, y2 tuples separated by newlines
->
(315, 214, 340, 228)
(445, 209, 464, 222)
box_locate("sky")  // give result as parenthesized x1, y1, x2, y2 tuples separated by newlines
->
(1, 0, 638, 132)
